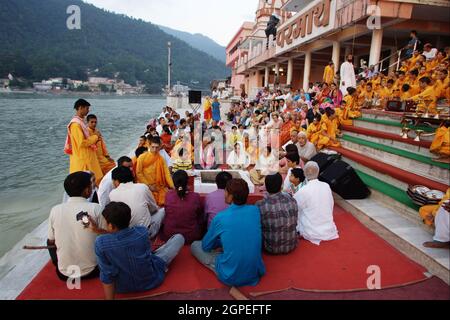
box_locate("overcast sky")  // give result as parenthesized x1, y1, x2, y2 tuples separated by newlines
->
(83, 0, 258, 46)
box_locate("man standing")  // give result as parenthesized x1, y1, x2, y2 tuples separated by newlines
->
(87, 114, 116, 176)
(323, 61, 335, 85)
(136, 136, 174, 206)
(340, 54, 356, 94)
(405, 30, 421, 58)
(64, 99, 103, 186)
(294, 162, 339, 245)
(256, 173, 298, 254)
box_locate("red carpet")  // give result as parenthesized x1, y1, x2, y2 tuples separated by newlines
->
(17, 206, 428, 300)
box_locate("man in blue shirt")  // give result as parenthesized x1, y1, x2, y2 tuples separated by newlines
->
(191, 179, 266, 287)
(94, 202, 184, 300)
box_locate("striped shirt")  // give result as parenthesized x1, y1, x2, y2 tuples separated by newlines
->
(256, 192, 299, 254)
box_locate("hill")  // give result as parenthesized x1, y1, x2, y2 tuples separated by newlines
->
(158, 25, 226, 63)
(0, 0, 230, 92)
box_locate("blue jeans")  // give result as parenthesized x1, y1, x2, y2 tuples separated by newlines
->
(190, 241, 219, 274)
(154, 234, 185, 268)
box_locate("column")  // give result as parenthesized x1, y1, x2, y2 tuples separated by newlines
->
(287, 58, 294, 86)
(369, 29, 383, 69)
(248, 39, 253, 60)
(303, 51, 311, 92)
(264, 66, 269, 87)
(389, 47, 397, 73)
(332, 41, 340, 69)
(275, 62, 280, 86)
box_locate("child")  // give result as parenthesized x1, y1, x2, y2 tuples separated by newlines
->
(288, 168, 306, 196)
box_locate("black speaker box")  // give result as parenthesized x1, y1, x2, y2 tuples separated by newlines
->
(310, 152, 341, 172)
(319, 160, 371, 200)
(188, 90, 202, 104)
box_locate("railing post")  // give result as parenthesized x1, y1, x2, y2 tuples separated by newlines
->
(396, 50, 402, 71)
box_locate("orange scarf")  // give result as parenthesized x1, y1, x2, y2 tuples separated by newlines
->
(64, 116, 97, 155)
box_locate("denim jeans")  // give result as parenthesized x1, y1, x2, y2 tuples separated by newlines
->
(190, 241, 219, 274)
(154, 234, 185, 267)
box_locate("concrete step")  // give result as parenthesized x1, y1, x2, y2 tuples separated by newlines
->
(340, 135, 450, 186)
(353, 117, 435, 141)
(336, 195, 449, 283)
(341, 125, 432, 157)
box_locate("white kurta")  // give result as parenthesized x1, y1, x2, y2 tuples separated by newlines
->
(340, 61, 356, 94)
(434, 206, 450, 243)
(294, 179, 339, 245)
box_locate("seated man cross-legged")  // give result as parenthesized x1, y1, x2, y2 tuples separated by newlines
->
(95, 202, 185, 300)
(191, 179, 266, 287)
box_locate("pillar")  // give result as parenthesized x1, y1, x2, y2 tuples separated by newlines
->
(369, 28, 383, 69)
(275, 62, 280, 86)
(303, 51, 311, 92)
(264, 66, 269, 87)
(287, 58, 294, 86)
(248, 39, 253, 60)
(332, 41, 340, 70)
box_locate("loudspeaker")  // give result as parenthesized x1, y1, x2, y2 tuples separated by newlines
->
(310, 152, 341, 172)
(188, 90, 202, 104)
(319, 160, 371, 200)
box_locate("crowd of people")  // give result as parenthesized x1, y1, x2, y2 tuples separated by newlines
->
(50, 35, 450, 299)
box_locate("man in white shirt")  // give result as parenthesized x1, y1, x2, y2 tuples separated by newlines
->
(109, 167, 164, 238)
(47, 171, 105, 280)
(296, 131, 317, 163)
(97, 156, 133, 209)
(422, 43, 438, 61)
(156, 117, 166, 136)
(340, 54, 356, 94)
(294, 161, 339, 245)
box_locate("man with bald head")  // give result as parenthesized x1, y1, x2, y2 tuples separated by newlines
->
(293, 161, 339, 245)
(296, 131, 317, 163)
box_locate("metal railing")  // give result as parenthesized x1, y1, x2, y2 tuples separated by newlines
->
(373, 41, 418, 73)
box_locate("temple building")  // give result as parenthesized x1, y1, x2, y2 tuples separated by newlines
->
(226, 0, 450, 97)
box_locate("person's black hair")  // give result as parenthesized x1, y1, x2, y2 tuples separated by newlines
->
(291, 168, 305, 182)
(411, 30, 417, 36)
(216, 171, 233, 189)
(232, 126, 237, 130)
(64, 171, 92, 197)
(87, 114, 97, 122)
(313, 113, 322, 122)
(74, 99, 91, 110)
(347, 87, 357, 95)
(112, 166, 133, 184)
(419, 76, 431, 85)
(398, 70, 405, 75)
(238, 124, 244, 129)
(102, 202, 131, 230)
(225, 179, 249, 205)
(266, 145, 272, 153)
(387, 79, 394, 85)
(409, 69, 419, 77)
(168, 119, 174, 123)
(117, 156, 132, 167)
(325, 107, 335, 117)
(402, 84, 410, 92)
(279, 99, 285, 103)
(162, 125, 171, 135)
(286, 152, 300, 165)
(135, 146, 148, 158)
(172, 170, 188, 199)
(285, 143, 298, 154)
(366, 82, 373, 87)
(265, 173, 283, 194)
(149, 136, 161, 145)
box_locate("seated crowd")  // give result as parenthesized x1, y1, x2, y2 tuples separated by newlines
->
(50, 42, 450, 298)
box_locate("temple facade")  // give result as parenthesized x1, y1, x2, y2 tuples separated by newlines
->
(226, 0, 450, 97)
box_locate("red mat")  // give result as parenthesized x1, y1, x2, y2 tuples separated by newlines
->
(17, 206, 428, 300)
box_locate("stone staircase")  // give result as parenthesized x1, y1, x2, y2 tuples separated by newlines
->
(329, 109, 450, 280)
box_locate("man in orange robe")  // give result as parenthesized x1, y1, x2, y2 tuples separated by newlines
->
(87, 114, 116, 175)
(64, 99, 103, 186)
(136, 136, 174, 207)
